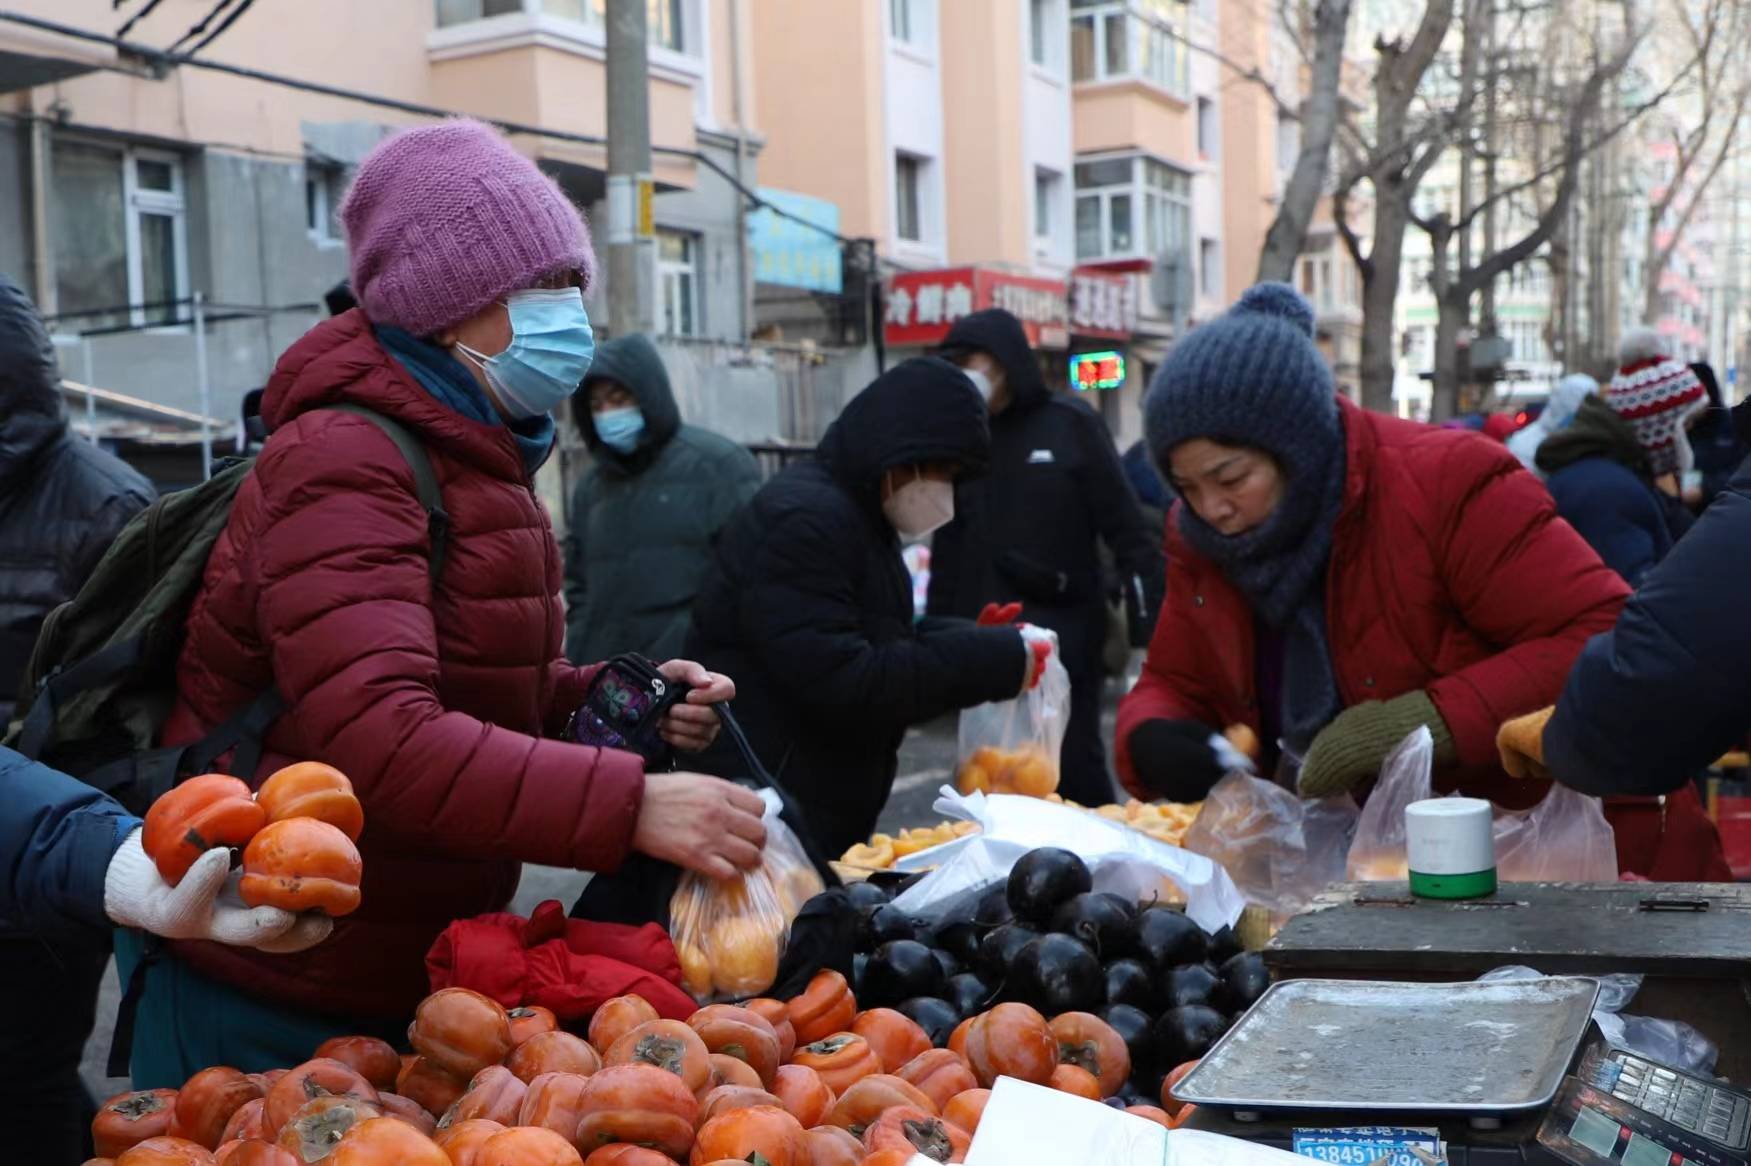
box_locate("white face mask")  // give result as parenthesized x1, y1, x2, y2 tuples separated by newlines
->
(962, 367, 995, 403)
(883, 470, 956, 542)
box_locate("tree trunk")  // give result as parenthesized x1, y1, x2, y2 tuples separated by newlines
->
(1642, 204, 1665, 322)
(1358, 201, 1408, 413)
(1257, 0, 1355, 282)
(1431, 292, 1466, 421)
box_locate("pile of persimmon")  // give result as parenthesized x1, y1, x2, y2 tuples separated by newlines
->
(954, 746, 1058, 798)
(82, 971, 1187, 1166)
(140, 761, 365, 917)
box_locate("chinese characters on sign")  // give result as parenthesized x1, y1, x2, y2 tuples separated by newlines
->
(884, 266, 1137, 348)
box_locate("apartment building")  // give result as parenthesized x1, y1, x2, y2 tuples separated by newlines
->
(0, 0, 765, 451)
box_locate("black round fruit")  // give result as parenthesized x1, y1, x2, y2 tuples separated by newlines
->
(931, 946, 964, 981)
(845, 881, 891, 912)
(1206, 924, 1244, 964)
(1219, 951, 1270, 1012)
(1133, 907, 1209, 969)
(1051, 892, 1137, 960)
(1099, 1003, 1156, 1085)
(1006, 848, 1093, 925)
(1101, 959, 1159, 1013)
(973, 883, 1015, 928)
(945, 972, 994, 1018)
(865, 903, 920, 947)
(1011, 933, 1103, 1016)
(895, 997, 961, 1047)
(862, 939, 946, 1007)
(976, 922, 1038, 983)
(1163, 964, 1223, 1010)
(934, 920, 984, 967)
(1154, 1005, 1229, 1067)
(852, 952, 870, 996)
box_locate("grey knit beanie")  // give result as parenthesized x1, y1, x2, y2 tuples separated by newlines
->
(1144, 282, 1340, 479)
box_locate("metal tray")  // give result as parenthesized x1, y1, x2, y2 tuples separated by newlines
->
(1173, 976, 1601, 1116)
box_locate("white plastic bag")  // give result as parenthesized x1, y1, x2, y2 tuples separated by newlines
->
(1181, 773, 1359, 920)
(955, 651, 1071, 798)
(668, 790, 824, 1002)
(1345, 727, 1618, 883)
(1480, 965, 1717, 1074)
(890, 787, 1247, 933)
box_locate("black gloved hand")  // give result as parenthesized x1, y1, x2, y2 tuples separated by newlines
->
(1128, 719, 1257, 803)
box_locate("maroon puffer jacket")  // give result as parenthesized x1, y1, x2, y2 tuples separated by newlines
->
(160, 311, 645, 1020)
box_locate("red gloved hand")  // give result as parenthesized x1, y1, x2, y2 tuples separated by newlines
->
(977, 601, 1024, 627)
(1020, 624, 1057, 691)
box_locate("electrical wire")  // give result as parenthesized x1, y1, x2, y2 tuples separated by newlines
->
(0, 10, 878, 260)
(115, 0, 169, 40)
(184, 0, 256, 58)
(164, 0, 242, 54)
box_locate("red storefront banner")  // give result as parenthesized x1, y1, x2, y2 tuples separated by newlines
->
(1068, 268, 1138, 340)
(884, 267, 1073, 349)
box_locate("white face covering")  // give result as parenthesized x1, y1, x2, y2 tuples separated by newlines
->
(962, 367, 995, 403)
(883, 469, 956, 542)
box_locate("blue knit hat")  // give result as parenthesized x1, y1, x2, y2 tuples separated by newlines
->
(1144, 282, 1340, 480)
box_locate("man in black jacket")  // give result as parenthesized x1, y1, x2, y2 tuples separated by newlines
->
(928, 309, 1165, 805)
(685, 357, 1045, 856)
(0, 273, 154, 1165)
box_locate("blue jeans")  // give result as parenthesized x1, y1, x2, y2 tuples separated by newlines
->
(113, 930, 402, 1087)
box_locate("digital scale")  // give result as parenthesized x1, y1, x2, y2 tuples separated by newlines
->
(1537, 1043, 1751, 1166)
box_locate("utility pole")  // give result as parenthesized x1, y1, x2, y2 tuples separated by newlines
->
(1479, 0, 1498, 340)
(606, 0, 658, 337)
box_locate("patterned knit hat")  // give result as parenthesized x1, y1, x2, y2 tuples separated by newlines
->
(1144, 281, 1340, 479)
(340, 119, 595, 337)
(1605, 327, 1707, 476)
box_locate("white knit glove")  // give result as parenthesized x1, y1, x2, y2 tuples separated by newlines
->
(103, 827, 334, 953)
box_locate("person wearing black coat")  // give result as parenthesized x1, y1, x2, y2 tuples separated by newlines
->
(685, 357, 1038, 856)
(1525, 456, 1751, 877)
(927, 309, 1165, 805)
(0, 274, 154, 1165)
(1686, 361, 1748, 507)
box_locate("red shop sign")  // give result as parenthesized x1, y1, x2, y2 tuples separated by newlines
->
(885, 267, 1071, 349)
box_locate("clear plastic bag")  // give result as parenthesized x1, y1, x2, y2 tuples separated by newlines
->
(668, 790, 825, 1003)
(1480, 966, 1717, 1075)
(1345, 727, 1618, 883)
(891, 787, 1247, 934)
(955, 650, 1071, 798)
(1180, 772, 1359, 921)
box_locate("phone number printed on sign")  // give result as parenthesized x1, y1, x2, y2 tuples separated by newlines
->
(1293, 1127, 1444, 1166)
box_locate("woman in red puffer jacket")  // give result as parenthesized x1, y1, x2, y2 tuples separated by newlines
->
(1116, 282, 1728, 882)
(118, 120, 769, 1084)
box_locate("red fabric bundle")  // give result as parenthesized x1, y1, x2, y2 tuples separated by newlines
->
(427, 899, 696, 1020)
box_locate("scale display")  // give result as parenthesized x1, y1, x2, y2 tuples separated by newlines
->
(1539, 1048, 1751, 1166)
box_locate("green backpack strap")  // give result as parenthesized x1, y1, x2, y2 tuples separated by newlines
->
(318, 404, 450, 580)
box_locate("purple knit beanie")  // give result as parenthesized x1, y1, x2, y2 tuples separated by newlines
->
(340, 119, 595, 337)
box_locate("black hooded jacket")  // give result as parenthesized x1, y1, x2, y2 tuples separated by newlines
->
(926, 310, 1164, 674)
(563, 334, 760, 664)
(685, 358, 1027, 856)
(0, 276, 153, 724)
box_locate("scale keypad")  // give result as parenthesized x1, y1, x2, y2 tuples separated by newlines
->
(1593, 1054, 1751, 1150)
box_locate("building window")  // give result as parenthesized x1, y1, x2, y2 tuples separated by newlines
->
(437, 0, 685, 51)
(890, 0, 915, 42)
(658, 229, 698, 336)
(1199, 237, 1220, 298)
(1197, 96, 1217, 159)
(1073, 154, 1189, 263)
(895, 153, 924, 242)
(434, 0, 522, 26)
(1030, 0, 1051, 66)
(1070, 0, 1190, 95)
(1034, 168, 1057, 241)
(305, 163, 347, 244)
(51, 141, 187, 330)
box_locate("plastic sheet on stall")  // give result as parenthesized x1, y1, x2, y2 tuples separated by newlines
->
(1180, 771, 1359, 920)
(890, 787, 1247, 933)
(1346, 728, 1617, 884)
(1480, 965, 1718, 1075)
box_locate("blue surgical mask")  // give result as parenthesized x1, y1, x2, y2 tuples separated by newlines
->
(594, 405, 645, 454)
(456, 287, 595, 420)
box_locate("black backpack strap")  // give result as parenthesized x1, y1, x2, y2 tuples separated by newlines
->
(318, 404, 450, 580)
(713, 701, 839, 886)
(14, 636, 146, 759)
(106, 934, 162, 1077)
